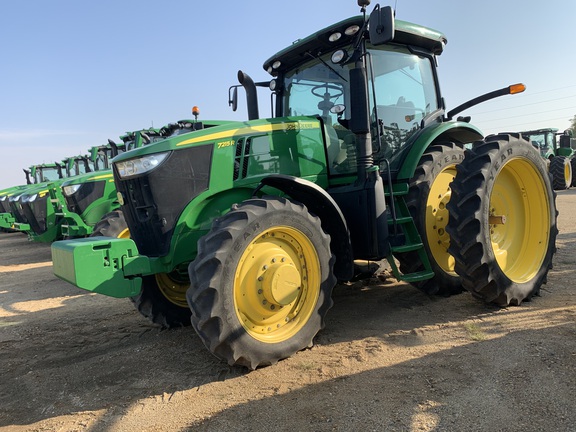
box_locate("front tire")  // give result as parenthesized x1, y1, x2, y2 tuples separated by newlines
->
(187, 196, 336, 369)
(447, 134, 557, 306)
(397, 142, 465, 296)
(90, 210, 130, 238)
(131, 271, 192, 328)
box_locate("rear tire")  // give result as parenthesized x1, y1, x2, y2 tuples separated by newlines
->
(91, 210, 191, 328)
(187, 196, 336, 369)
(549, 155, 571, 190)
(397, 142, 465, 296)
(446, 134, 557, 306)
(570, 157, 576, 187)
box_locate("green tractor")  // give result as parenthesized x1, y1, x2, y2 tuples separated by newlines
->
(14, 155, 92, 242)
(0, 185, 30, 230)
(520, 127, 575, 190)
(52, 139, 128, 238)
(3, 162, 66, 233)
(53, 130, 155, 239)
(52, 3, 557, 369)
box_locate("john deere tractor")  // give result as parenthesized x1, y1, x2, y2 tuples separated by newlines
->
(52, 2, 557, 369)
(54, 129, 159, 239)
(3, 162, 66, 233)
(13, 155, 93, 242)
(0, 162, 70, 231)
(521, 128, 576, 189)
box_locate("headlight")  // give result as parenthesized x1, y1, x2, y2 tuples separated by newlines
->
(25, 193, 38, 202)
(0, 195, 6, 202)
(63, 184, 82, 196)
(331, 49, 348, 64)
(115, 151, 170, 179)
(9, 194, 22, 202)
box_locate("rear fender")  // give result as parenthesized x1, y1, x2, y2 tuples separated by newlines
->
(396, 122, 483, 180)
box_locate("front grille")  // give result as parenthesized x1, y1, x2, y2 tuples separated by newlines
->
(0, 199, 10, 213)
(114, 145, 213, 257)
(65, 181, 106, 215)
(10, 200, 28, 224)
(21, 196, 49, 234)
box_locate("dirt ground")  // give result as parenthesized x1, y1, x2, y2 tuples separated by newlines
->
(1, 190, 575, 432)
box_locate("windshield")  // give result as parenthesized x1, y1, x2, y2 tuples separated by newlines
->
(37, 167, 60, 182)
(282, 44, 439, 174)
(524, 132, 554, 156)
(77, 159, 90, 175)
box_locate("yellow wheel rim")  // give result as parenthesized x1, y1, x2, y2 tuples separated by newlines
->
(156, 271, 190, 308)
(425, 165, 457, 275)
(117, 228, 130, 239)
(564, 161, 571, 185)
(490, 157, 550, 283)
(234, 226, 320, 343)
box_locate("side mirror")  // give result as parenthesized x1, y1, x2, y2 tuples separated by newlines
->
(369, 5, 394, 46)
(228, 86, 238, 112)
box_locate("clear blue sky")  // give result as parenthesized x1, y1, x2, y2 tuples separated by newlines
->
(1, 0, 575, 189)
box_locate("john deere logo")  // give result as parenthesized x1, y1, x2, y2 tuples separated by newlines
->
(117, 192, 125, 206)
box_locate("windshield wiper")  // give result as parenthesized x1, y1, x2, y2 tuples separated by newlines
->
(305, 51, 348, 82)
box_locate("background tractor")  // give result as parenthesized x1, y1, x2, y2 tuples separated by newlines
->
(14, 154, 92, 242)
(3, 162, 65, 233)
(54, 128, 162, 239)
(52, 2, 557, 369)
(520, 127, 576, 189)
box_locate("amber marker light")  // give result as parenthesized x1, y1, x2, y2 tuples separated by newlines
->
(509, 83, 526, 94)
(192, 106, 200, 116)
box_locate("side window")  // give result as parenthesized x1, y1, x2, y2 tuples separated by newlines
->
(369, 47, 439, 160)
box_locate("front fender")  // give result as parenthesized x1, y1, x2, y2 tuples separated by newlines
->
(258, 174, 354, 280)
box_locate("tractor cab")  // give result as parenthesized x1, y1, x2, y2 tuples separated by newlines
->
(34, 163, 64, 183)
(262, 9, 445, 178)
(520, 128, 558, 160)
(121, 128, 164, 152)
(90, 143, 124, 171)
(62, 156, 92, 178)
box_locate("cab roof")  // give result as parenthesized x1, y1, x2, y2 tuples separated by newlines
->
(263, 15, 446, 75)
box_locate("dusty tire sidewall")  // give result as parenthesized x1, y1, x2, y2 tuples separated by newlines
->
(476, 138, 556, 302)
(217, 205, 333, 358)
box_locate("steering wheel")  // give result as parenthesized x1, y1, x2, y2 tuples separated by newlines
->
(312, 84, 344, 119)
(311, 84, 343, 100)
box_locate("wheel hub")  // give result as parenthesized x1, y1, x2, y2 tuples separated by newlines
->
(262, 261, 301, 306)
